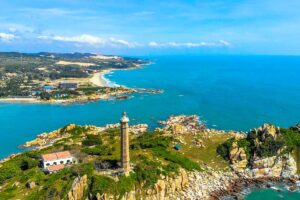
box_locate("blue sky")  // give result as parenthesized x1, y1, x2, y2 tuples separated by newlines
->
(0, 0, 299, 55)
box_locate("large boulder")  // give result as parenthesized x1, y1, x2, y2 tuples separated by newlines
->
(67, 175, 88, 200)
(253, 124, 279, 140)
(249, 154, 297, 178)
(229, 142, 248, 170)
(158, 115, 206, 134)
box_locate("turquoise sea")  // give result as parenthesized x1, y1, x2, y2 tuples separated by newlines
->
(1, 55, 300, 198)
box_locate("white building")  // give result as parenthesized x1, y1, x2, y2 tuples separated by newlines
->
(41, 151, 76, 172)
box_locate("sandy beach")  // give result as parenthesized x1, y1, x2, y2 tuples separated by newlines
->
(89, 69, 112, 87)
(0, 97, 40, 103)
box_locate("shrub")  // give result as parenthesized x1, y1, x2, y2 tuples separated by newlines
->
(152, 147, 201, 171)
(134, 158, 162, 188)
(216, 138, 234, 160)
(83, 145, 112, 156)
(82, 134, 103, 146)
(131, 131, 172, 150)
(91, 176, 115, 196)
(237, 139, 251, 158)
(61, 125, 89, 136)
(0, 162, 22, 184)
(281, 128, 300, 148)
(256, 135, 284, 158)
(162, 163, 180, 175)
(72, 163, 94, 177)
(20, 157, 39, 170)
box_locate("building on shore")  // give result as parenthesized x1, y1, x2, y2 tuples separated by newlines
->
(41, 151, 76, 173)
(58, 82, 78, 90)
(120, 112, 131, 176)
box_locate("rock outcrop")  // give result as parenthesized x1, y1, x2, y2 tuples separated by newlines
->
(105, 123, 148, 135)
(158, 115, 206, 134)
(96, 169, 189, 200)
(20, 122, 148, 149)
(67, 175, 88, 200)
(229, 142, 247, 170)
(21, 124, 78, 148)
(244, 154, 297, 178)
(251, 123, 280, 141)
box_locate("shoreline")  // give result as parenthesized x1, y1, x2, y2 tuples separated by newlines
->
(0, 65, 151, 105)
(1, 115, 300, 199)
(89, 69, 113, 87)
(210, 176, 299, 199)
(90, 63, 146, 88)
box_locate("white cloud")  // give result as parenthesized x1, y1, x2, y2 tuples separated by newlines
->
(147, 40, 231, 48)
(38, 34, 106, 46)
(219, 40, 231, 46)
(20, 8, 71, 17)
(109, 37, 140, 47)
(37, 34, 231, 49)
(0, 33, 17, 42)
(148, 41, 159, 47)
(38, 34, 140, 48)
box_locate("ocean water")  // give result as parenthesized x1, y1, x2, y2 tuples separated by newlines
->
(245, 185, 300, 200)
(0, 55, 300, 198)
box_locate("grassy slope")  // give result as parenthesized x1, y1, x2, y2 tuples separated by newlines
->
(180, 133, 231, 170)
(0, 126, 231, 199)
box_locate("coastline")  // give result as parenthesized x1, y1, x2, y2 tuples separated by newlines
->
(0, 65, 144, 104)
(0, 64, 161, 105)
(89, 69, 113, 87)
(1, 115, 299, 199)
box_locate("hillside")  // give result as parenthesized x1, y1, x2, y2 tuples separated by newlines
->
(0, 116, 299, 199)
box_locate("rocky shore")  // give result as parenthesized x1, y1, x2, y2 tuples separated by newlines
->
(20, 123, 149, 150)
(0, 87, 163, 105)
(210, 176, 298, 199)
(2, 115, 300, 199)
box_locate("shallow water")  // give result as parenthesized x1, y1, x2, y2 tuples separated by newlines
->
(1, 55, 300, 159)
(1, 55, 300, 198)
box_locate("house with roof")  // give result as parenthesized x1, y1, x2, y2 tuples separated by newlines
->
(41, 151, 76, 173)
(58, 82, 78, 90)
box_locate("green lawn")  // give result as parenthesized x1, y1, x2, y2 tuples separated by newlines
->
(179, 133, 231, 170)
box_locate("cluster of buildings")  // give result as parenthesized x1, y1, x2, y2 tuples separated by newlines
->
(30, 82, 80, 98)
(42, 82, 78, 92)
(41, 112, 131, 175)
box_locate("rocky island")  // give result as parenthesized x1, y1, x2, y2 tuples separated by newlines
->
(0, 114, 299, 199)
(0, 52, 161, 104)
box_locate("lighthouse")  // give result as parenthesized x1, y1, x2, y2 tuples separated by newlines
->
(120, 112, 130, 175)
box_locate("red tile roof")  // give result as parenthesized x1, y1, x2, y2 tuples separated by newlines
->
(42, 151, 72, 161)
(56, 151, 71, 159)
(47, 164, 65, 171)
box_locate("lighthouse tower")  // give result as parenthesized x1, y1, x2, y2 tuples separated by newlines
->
(120, 112, 130, 175)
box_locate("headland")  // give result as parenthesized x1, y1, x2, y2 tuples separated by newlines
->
(0, 52, 161, 104)
(1, 115, 299, 199)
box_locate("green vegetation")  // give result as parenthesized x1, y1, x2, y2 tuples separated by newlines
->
(130, 131, 173, 149)
(82, 134, 103, 146)
(0, 52, 145, 99)
(217, 125, 300, 166)
(181, 133, 231, 170)
(152, 147, 201, 171)
(0, 153, 39, 184)
(83, 145, 113, 156)
(0, 125, 205, 199)
(90, 156, 180, 198)
(217, 138, 234, 161)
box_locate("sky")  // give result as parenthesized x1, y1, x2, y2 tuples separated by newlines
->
(0, 0, 300, 55)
